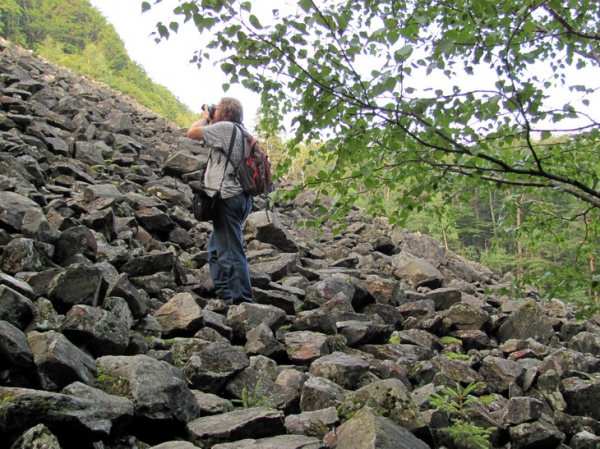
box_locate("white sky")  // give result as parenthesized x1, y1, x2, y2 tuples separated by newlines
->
(89, 0, 263, 130)
(89, 0, 598, 135)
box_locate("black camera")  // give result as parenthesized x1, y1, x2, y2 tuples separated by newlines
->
(202, 103, 217, 120)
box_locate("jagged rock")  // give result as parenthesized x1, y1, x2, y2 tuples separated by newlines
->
(226, 302, 287, 341)
(53, 225, 98, 264)
(0, 238, 48, 274)
(212, 434, 326, 449)
(570, 430, 600, 449)
(0, 387, 113, 447)
(60, 304, 129, 357)
(0, 284, 34, 330)
(0, 320, 35, 368)
(496, 300, 556, 344)
(391, 251, 444, 289)
(153, 292, 204, 337)
(300, 375, 347, 412)
(0, 191, 44, 232)
(224, 367, 299, 413)
(106, 274, 149, 320)
(339, 378, 429, 438)
(191, 390, 234, 416)
(324, 406, 430, 449)
(47, 264, 102, 313)
(508, 419, 565, 449)
(289, 307, 337, 335)
(245, 322, 286, 358)
(308, 351, 370, 390)
(362, 274, 405, 306)
(285, 406, 339, 438)
(62, 381, 134, 436)
(96, 354, 200, 423)
(10, 423, 61, 449)
(479, 356, 525, 394)
(27, 330, 96, 390)
(570, 331, 600, 356)
(502, 397, 544, 425)
(443, 302, 491, 331)
(183, 341, 249, 393)
(246, 211, 299, 253)
(186, 407, 286, 447)
(285, 331, 336, 364)
(562, 377, 600, 421)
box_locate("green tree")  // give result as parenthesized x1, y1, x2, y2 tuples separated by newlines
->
(151, 0, 600, 296)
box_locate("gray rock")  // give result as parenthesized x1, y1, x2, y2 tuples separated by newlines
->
(285, 406, 338, 438)
(496, 300, 555, 345)
(300, 376, 348, 412)
(153, 292, 204, 338)
(226, 303, 287, 341)
(290, 308, 337, 335)
(27, 330, 96, 390)
(224, 367, 299, 413)
(183, 341, 249, 393)
(391, 251, 444, 289)
(10, 423, 61, 449)
(0, 190, 43, 232)
(308, 351, 370, 390)
(0, 284, 34, 330)
(96, 354, 200, 423)
(212, 434, 327, 449)
(502, 397, 544, 425)
(324, 406, 430, 449)
(508, 419, 565, 449)
(562, 377, 600, 421)
(186, 407, 285, 447)
(0, 387, 112, 447)
(247, 211, 299, 253)
(339, 378, 428, 437)
(479, 356, 525, 394)
(47, 264, 102, 314)
(60, 304, 129, 357)
(62, 381, 134, 436)
(245, 322, 286, 358)
(0, 320, 35, 367)
(0, 238, 47, 274)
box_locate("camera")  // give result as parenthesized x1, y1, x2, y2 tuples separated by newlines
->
(202, 103, 217, 120)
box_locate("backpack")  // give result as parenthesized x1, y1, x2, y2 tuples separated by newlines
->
(233, 124, 272, 197)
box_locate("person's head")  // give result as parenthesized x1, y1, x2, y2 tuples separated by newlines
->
(214, 97, 243, 124)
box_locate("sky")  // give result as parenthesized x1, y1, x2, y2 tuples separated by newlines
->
(89, 0, 598, 135)
(89, 0, 263, 130)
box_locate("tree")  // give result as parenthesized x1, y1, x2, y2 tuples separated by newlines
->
(149, 0, 600, 292)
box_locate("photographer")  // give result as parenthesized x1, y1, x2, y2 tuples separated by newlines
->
(187, 98, 254, 305)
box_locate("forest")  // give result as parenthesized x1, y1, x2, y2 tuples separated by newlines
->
(1, 0, 599, 310)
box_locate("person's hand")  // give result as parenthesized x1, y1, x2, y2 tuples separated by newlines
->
(200, 105, 211, 120)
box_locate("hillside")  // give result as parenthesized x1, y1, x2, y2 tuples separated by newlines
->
(0, 0, 197, 126)
(2, 37, 600, 449)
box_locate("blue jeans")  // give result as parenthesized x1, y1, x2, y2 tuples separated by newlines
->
(208, 192, 253, 304)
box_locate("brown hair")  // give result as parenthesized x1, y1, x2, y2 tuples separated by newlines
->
(218, 97, 244, 124)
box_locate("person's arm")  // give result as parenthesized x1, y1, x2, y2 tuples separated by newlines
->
(187, 109, 211, 141)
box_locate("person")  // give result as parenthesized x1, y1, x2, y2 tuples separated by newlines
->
(187, 98, 254, 304)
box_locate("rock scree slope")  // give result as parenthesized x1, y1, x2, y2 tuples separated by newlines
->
(1, 37, 600, 449)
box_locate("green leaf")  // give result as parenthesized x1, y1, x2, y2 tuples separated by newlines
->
(141, 2, 151, 13)
(299, 0, 312, 13)
(249, 14, 263, 29)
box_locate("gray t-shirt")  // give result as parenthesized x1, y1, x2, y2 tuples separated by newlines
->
(202, 121, 250, 199)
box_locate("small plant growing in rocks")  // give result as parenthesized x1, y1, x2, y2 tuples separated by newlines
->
(429, 381, 494, 449)
(231, 378, 273, 409)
